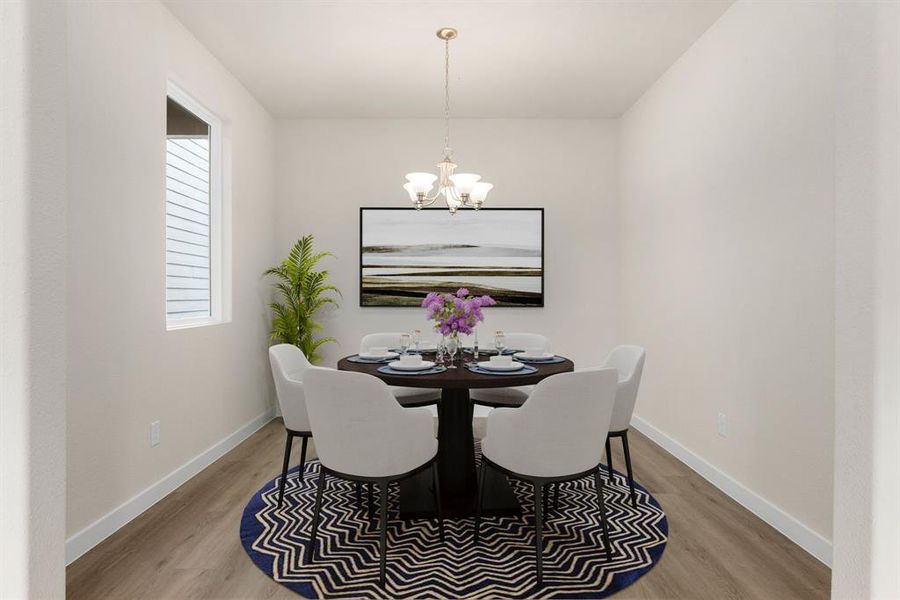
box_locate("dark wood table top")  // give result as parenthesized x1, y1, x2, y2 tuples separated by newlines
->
(337, 354, 575, 389)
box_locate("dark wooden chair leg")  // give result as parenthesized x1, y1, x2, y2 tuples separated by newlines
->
(474, 461, 487, 543)
(552, 481, 560, 510)
(594, 469, 612, 561)
(432, 463, 445, 542)
(621, 431, 637, 507)
(605, 436, 614, 484)
(367, 482, 375, 532)
(378, 481, 389, 588)
(277, 432, 293, 508)
(309, 469, 326, 560)
(297, 435, 309, 485)
(534, 481, 545, 586)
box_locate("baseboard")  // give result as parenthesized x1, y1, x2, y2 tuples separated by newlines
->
(630, 414, 833, 567)
(64, 409, 831, 567)
(65, 407, 276, 565)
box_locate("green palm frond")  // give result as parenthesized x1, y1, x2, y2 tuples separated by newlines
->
(263, 234, 340, 363)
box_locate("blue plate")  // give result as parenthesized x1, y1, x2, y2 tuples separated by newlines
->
(377, 365, 448, 376)
(466, 364, 538, 376)
(347, 355, 394, 364)
(514, 355, 566, 365)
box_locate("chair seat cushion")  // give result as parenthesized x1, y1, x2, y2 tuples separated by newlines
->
(390, 386, 440, 407)
(470, 386, 533, 408)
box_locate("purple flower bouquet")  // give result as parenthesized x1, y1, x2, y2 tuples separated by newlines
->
(422, 288, 496, 336)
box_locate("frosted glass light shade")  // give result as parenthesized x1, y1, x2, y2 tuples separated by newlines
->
(403, 182, 419, 202)
(470, 182, 493, 203)
(405, 172, 437, 194)
(449, 173, 481, 195)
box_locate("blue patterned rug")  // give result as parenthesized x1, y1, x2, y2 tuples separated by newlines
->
(240, 445, 667, 598)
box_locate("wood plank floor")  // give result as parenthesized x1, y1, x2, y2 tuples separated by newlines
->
(67, 419, 831, 599)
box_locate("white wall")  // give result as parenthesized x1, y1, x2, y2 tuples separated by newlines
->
(66, 0, 276, 549)
(274, 119, 619, 368)
(832, 1, 900, 597)
(619, 0, 835, 557)
(0, 1, 67, 596)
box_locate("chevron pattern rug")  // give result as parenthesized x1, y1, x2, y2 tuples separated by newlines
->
(240, 446, 667, 599)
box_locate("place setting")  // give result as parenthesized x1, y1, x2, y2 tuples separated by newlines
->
(466, 353, 538, 376)
(346, 345, 398, 364)
(377, 352, 447, 376)
(511, 349, 567, 365)
(349, 331, 439, 364)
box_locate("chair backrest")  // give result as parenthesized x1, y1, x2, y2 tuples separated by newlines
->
(497, 332, 550, 353)
(488, 368, 618, 478)
(603, 345, 646, 432)
(303, 368, 436, 477)
(360, 332, 407, 354)
(268, 344, 313, 432)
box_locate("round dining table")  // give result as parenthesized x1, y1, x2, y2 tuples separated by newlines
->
(337, 352, 575, 519)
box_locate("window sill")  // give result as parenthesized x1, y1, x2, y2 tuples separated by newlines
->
(166, 317, 229, 331)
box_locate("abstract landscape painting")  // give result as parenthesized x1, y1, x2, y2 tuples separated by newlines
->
(360, 208, 544, 307)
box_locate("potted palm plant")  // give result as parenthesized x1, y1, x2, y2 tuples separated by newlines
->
(263, 235, 341, 363)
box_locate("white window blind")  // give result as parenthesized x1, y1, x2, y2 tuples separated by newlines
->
(166, 137, 211, 319)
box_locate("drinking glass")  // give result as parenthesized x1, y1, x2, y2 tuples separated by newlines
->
(435, 338, 445, 365)
(411, 329, 421, 353)
(399, 333, 410, 355)
(446, 335, 459, 368)
(494, 331, 506, 356)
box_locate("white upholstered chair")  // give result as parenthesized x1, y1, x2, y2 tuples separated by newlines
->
(268, 344, 314, 508)
(360, 332, 441, 407)
(475, 368, 618, 585)
(602, 345, 646, 507)
(470, 332, 551, 408)
(304, 367, 444, 589)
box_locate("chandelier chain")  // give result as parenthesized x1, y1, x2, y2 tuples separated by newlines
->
(443, 37, 452, 159)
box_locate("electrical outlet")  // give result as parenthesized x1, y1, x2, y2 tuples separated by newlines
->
(717, 413, 727, 437)
(150, 421, 161, 447)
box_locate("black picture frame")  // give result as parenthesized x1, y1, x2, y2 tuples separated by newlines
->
(359, 207, 545, 308)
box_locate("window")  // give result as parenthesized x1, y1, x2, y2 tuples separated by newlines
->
(165, 82, 226, 329)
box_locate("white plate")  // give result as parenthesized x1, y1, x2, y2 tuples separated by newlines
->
(477, 360, 525, 372)
(360, 351, 398, 360)
(514, 351, 555, 360)
(388, 360, 435, 371)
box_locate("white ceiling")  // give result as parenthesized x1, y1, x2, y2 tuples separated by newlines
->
(163, 1, 732, 119)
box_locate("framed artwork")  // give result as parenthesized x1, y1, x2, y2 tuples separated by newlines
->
(359, 207, 544, 307)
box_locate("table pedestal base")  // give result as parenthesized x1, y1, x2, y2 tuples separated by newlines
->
(399, 387, 521, 519)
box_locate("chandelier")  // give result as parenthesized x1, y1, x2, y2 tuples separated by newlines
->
(403, 27, 493, 215)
